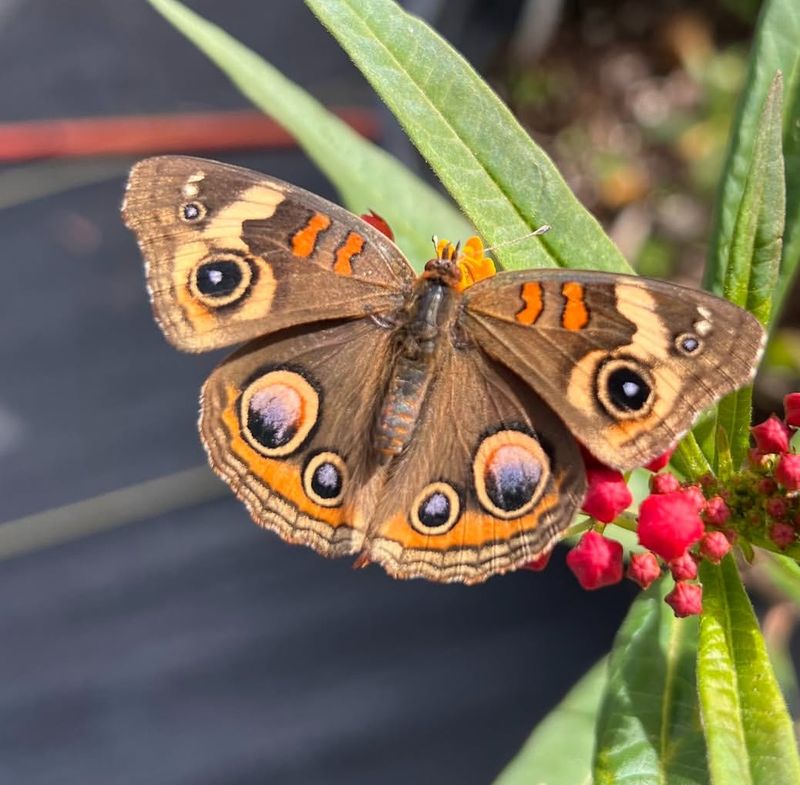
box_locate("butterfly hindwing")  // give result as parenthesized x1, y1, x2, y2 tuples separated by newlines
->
(123, 156, 414, 352)
(362, 341, 587, 584)
(199, 318, 397, 558)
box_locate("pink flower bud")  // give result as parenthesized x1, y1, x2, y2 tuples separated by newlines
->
(650, 472, 681, 495)
(581, 467, 633, 523)
(669, 551, 698, 581)
(522, 551, 551, 572)
(784, 393, 800, 428)
(566, 531, 624, 590)
(645, 447, 675, 472)
(751, 415, 791, 454)
(626, 551, 661, 590)
(637, 491, 705, 561)
(699, 531, 731, 564)
(766, 497, 788, 519)
(703, 495, 730, 526)
(769, 522, 796, 549)
(665, 581, 703, 617)
(775, 453, 800, 491)
(758, 477, 778, 495)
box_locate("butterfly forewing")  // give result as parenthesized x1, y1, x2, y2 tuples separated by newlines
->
(123, 156, 414, 352)
(463, 269, 765, 470)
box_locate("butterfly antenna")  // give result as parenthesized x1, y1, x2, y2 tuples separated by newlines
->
(483, 224, 551, 254)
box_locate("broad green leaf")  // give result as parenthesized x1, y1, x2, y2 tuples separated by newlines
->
(593, 580, 708, 785)
(493, 659, 606, 785)
(304, 0, 632, 274)
(698, 555, 800, 785)
(147, 0, 472, 266)
(705, 0, 800, 318)
(714, 73, 785, 471)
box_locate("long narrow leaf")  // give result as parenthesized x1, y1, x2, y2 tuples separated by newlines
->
(493, 659, 606, 785)
(697, 555, 800, 785)
(705, 0, 800, 318)
(714, 73, 785, 471)
(147, 0, 472, 266)
(304, 0, 632, 274)
(593, 580, 708, 785)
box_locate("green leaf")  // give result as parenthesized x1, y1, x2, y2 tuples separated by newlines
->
(304, 0, 632, 274)
(146, 0, 471, 267)
(705, 0, 800, 318)
(593, 579, 708, 785)
(493, 659, 606, 785)
(672, 433, 713, 482)
(714, 73, 785, 471)
(697, 555, 800, 785)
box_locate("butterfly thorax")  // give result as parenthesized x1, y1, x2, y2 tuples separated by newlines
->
(373, 259, 463, 462)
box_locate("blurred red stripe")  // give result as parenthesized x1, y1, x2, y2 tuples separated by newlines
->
(0, 109, 381, 162)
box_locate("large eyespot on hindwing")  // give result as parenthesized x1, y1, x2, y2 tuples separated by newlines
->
(239, 369, 319, 458)
(473, 429, 550, 520)
(595, 356, 655, 420)
(303, 451, 347, 508)
(409, 482, 461, 535)
(189, 252, 256, 308)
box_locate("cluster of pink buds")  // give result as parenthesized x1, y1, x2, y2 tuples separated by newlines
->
(554, 393, 800, 618)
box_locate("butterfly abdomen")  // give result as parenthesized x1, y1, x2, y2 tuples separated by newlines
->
(373, 279, 458, 461)
(374, 354, 432, 460)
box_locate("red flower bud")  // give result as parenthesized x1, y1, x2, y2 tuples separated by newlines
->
(665, 581, 703, 617)
(785, 393, 800, 428)
(566, 531, 624, 590)
(769, 522, 796, 549)
(650, 472, 681, 495)
(581, 467, 633, 523)
(749, 448, 769, 469)
(683, 485, 706, 512)
(766, 497, 788, 519)
(626, 551, 661, 590)
(360, 210, 394, 240)
(758, 477, 778, 495)
(522, 551, 551, 572)
(775, 453, 800, 491)
(637, 491, 704, 561)
(700, 531, 731, 564)
(645, 447, 675, 472)
(669, 551, 698, 581)
(751, 415, 791, 454)
(703, 495, 730, 526)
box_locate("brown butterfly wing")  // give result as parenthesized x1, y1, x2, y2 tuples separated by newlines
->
(361, 341, 587, 584)
(123, 156, 414, 352)
(462, 270, 765, 470)
(199, 318, 396, 558)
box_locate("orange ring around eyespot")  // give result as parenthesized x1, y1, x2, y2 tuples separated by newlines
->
(189, 253, 253, 308)
(303, 451, 347, 508)
(240, 370, 319, 459)
(409, 482, 461, 535)
(595, 357, 655, 420)
(473, 430, 549, 520)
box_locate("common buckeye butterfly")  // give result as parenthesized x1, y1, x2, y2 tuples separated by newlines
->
(123, 156, 764, 584)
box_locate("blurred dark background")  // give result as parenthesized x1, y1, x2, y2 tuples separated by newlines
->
(0, 1, 794, 784)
